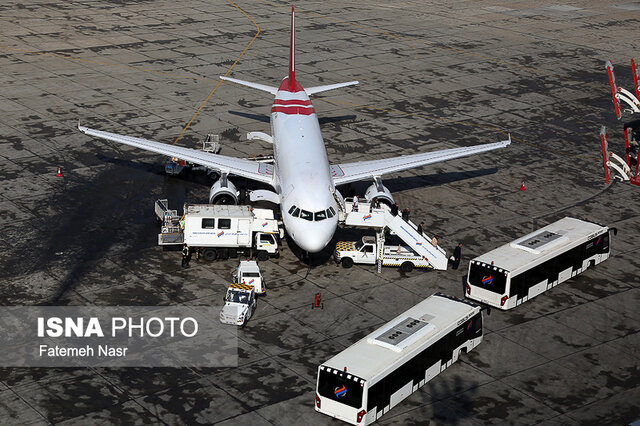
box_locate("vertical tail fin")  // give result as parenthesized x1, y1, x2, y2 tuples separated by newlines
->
(289, 6, 295, 91)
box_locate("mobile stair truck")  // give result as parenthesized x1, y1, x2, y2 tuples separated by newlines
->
(334, 200, 449, 272)
(155, 200, 282, 261)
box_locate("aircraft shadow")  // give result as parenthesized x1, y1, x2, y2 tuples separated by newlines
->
(339, 168, 499, 195)
(97, 154, 215, 187)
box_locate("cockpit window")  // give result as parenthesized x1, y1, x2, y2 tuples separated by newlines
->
(300, 210, 313, 221)
(315, 210, 327, 221)
(288, 205, 297, 214)
(292, 207, 300, 217)
(329, 207, 336, 215)
(326, 208, 334, 218)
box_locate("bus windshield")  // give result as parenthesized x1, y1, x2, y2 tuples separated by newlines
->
(468, 263, 508, 294)
(317, 369, 364, 409)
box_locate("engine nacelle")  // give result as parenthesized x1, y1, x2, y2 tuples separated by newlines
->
(209, 176, 238, 205)
(364, 182, 394, 207)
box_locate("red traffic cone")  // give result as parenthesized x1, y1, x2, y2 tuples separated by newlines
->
(56, 167, 63, 177)
(519, 180, 525, 191)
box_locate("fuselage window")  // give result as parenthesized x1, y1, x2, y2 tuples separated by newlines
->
(300, 210, 313, 221)
(292, 207, 300, 217)
(315, 210, 327, 221)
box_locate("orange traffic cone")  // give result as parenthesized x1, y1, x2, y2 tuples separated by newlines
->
(56, 167, 63, 177)
(519, 180, 525, 191)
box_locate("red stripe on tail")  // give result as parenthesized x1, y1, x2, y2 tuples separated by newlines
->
(273, 99, 312, 106)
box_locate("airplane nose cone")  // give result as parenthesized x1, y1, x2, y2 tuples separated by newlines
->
(298, 235, 326, 253)
(295, 221, 336, 253)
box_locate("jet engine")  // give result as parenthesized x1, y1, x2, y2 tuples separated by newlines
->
(364, 178, 394, 206)
(209, 174, 238, 204)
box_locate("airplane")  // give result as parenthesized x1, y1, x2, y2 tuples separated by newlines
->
(78, 6, 510, 254)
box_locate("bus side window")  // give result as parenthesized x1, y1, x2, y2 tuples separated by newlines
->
(545, 257, 558, 283)
(367, 378, 386, 412)
(474, 313, 483, 335)
(510, 274, 524, 297)
(528, 264, 547, 287)
(556, 248, 573, 272)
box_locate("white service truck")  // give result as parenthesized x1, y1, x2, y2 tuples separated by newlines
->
(219, 282, 257, 326)
(156, 200, 282, 262)
(232, 260, 266, 294)
(334, 236, 432, 272)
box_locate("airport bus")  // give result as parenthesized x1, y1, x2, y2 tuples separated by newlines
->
(466, 217, 615, 310)
(315, 293, 483, 425)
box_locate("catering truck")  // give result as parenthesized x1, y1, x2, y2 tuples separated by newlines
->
(156, 200, 282, 261)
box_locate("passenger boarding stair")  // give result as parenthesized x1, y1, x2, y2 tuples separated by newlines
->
(342, 201, 449, 270)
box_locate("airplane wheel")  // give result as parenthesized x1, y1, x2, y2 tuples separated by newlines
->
(341, 258, 354, 269)
(401, 261, 414, 273)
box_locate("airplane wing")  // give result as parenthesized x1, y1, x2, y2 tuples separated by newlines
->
(78, 124, 275, 185)
(331, 137, 510, 186)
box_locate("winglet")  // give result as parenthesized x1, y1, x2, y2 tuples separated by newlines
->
(289, 5, 295, 91)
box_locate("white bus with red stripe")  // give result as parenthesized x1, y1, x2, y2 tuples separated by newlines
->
(315, 293, 483, 425)
(466, 217, 615, 310)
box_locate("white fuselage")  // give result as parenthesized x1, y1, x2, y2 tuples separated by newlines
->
(270, 78, 339, 253)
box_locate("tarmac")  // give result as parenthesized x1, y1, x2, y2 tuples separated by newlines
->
(1, 0, 639, 424)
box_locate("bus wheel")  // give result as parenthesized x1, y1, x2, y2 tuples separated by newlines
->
(401, 262, 414, 273)
(588, 260, 595, 269)
(341, 257, 354, 268)
(203, 248, 217, 261)
(257, 251, 269, 262)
